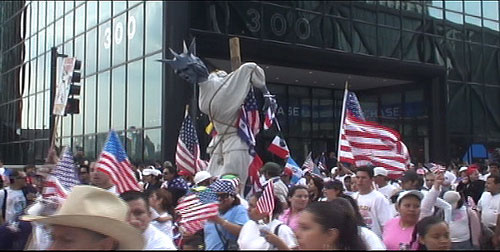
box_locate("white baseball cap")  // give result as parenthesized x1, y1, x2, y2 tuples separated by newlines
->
(373, 167, 388, 177)
(194, 171, 212, 185)
(396, 190, 424, 205)
(459, 166, 468, 173)
(331, 167, 338, 174)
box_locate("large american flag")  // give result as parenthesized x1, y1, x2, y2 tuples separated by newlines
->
(96, 130, 141, 194)
(175, 188, 219, 234)
(176, 114, 209, 176)
(338, 90, 410, 179)
(257, 179, 275, 215)
(237, 88, 260, 154)
(43, 147, 80, 199)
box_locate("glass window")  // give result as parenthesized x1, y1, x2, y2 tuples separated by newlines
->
(98, 21, 111, 71)
(288, 86, 311, 137)
(45, 56, 50, 92)
(483, 1, 499, 20)
(84, 75, 96, 134)
(128, 4, 144, 60)
(464, 1, 481, 16)
(38, 29, 45, 55)
(29, 95, 35, 130)
(44, 91, 50, 129)
(74, 35, 85, 76)
(55, 1, 64, 19)
(446, 11, 463, 25)
(112, 13, 127, 66)
(145, 1, 163, 54)
(65, 12, 74, 43)
(39, 1, 46, 29)
(26, 5, 31, 38)
(31, 1, 38, 36)
(312, 88, 334, 138)
(111, 66, 126, 130)
(64, 40, 73, 58)
(127, 59, 143, 129)
(29, 59, 36, 95)
(55, 18, 63, 46)
(144, 128, 161, 162)
(144, 54, 162, 128)
(73, 76, 84, 136)
(427, 0, 443, 8)
(22, 97, 28, 129)
(36, 55, 45, 93)
(46, 23, 54, 49)
(444, 0, 462, 12)
(30, 36, 37, 59)
(75, 4, 86, 36)
(113, 1, 127, 16)
(62, 108, 71, 137)
(84, 134, 96, 160)
(65, 0, 74, 14)
(87, 1, 98, 29)
(35, 94, 43, 130)
(127, 128, 143, 162)
(97, 71, 110, 133)
(427, 7, 443, 19)
(47, 1, 54, 25)
(86, 28, 97, 75)
(99, 1, 112, 23)
(484, 20, 499, 32)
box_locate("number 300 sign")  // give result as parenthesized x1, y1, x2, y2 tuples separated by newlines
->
(103, 15, 137, 49)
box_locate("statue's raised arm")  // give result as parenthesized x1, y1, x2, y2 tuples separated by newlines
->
(159, 39, 276, 193)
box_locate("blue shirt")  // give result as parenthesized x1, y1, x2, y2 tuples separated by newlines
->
(204, 204, 249, 250)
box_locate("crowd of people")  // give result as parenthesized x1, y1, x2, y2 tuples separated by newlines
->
(1, 155, 500, 250)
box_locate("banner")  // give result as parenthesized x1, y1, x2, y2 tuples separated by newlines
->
(53, 57, 77, 115)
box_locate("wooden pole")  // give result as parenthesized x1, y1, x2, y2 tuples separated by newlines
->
(229, 37, 241, 71)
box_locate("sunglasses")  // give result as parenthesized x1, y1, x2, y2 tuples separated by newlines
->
(217, 193, 230, 200)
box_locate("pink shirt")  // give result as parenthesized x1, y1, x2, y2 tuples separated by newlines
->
(382, 217, 418, 250)
(278, 209, 301, 233)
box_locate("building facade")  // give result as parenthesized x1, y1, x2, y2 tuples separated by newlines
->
(1, 1, 500, 166)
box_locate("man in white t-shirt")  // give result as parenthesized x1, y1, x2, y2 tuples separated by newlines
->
(0, 170, 31, 224)
(353, 167, 393, 238)
(120, 190, 177, 250)
(477, 175, 500, 229)
(373, 167, 397, 200)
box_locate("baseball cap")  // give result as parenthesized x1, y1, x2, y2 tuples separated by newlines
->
(458, 166, 468, 173)
(260, 162, 282, 175)
(400, 171, 419, 182)
(373, 167, 388, 177)
(396, 190, 424, 205)
(194, 171, 212, 185)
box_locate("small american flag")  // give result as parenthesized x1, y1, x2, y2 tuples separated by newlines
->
(43, 147, 80, 199)
(248, 153, 264, 195)
(263, 106, 275, 130)
(302, 152, 315, 172)
(237, 89, 260, 154)
(338, 90, 410, 179)
(175, 188, 219, 234)
(426, 163, 446, 174)
(176, 114, 209, 175)
(257, 179, 275, 215)
(96, 130, 141, 194)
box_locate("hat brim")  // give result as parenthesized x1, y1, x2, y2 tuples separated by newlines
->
(21, 214, 144, 250)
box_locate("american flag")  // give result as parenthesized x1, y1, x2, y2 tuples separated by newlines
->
(96, 130, 141, 194)
(257, 179, 275, 215)
(338, 90, 410, 179)
(302, 152, 315, 172)
(237, 89, 260, 154)
(43, 147, 80, 199)
(176, 114, 209, 176)
(175, 188, 219, 234)
(263, 106, 275, 130)
(425, 163, 446, 174)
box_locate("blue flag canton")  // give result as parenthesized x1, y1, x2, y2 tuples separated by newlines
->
(104, 131, 129, 162)
(179, 115, 199, 154)
(53, 149, 80, 190)
(244, 89, 259, 111)
(346, 91, 365, 120)
(198, 188, 219, 204)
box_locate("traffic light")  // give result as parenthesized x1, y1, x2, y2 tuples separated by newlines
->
(66, 59, 81, 115)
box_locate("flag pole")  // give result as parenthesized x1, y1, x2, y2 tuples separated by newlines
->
(336, 81, 349, 163)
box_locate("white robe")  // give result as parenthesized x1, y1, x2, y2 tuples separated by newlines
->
(199, 63, 267, 189)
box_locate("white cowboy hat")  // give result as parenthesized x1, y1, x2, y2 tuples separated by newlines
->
(194, 171, 212, 185)
(21, 185, 144, 250)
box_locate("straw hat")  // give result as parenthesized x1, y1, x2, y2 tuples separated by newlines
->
(21, 185, 144, 250)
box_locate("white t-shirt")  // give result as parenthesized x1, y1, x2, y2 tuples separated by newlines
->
(477, 192, 500, 228)
(143, 224, 177, 250)
(353, 190, 393, 237)
(449, 206, 470, 242)
(151, 212, 174, 239)
(0, 188, 27, 223)
(238, 219, 297, 250)
(359, 226, 386, 250)
(377, 184, 397, 200)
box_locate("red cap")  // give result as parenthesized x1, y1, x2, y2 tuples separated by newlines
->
(178, 169, 191, 176)
(283, 167, 293, 177)
(466, 164, 478, 176)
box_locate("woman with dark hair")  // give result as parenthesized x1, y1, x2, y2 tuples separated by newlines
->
(307, 175, 324, 202)
(161, 165, 189, 206)
(409, 215, 451, 250)
(279, 185, 309, 233)
(331, 197, 386, 250)
(205, 179, 249, 250)
(149, 188, 175, 239)
(322, 179, 345, 201)
(295, 201, 366, 250)
(238, 192, 297, 250)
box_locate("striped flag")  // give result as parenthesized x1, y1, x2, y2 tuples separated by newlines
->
(175, 188, 219, 234)
(263, 106, 275, 130)
(286, 157, 304, 185)
(267, 135, 290, 159)
(302, 152, 315, 172)
(96, 130, 141, 194)
(176, 114, 209, 175)
(257, 179, 275, 215)
(425, 163, 446, 174)
(43, 147, 80, 199)
(338, 90, 410, 179)
(237, 89, 260, 154)
(248, 154, 264, 195)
